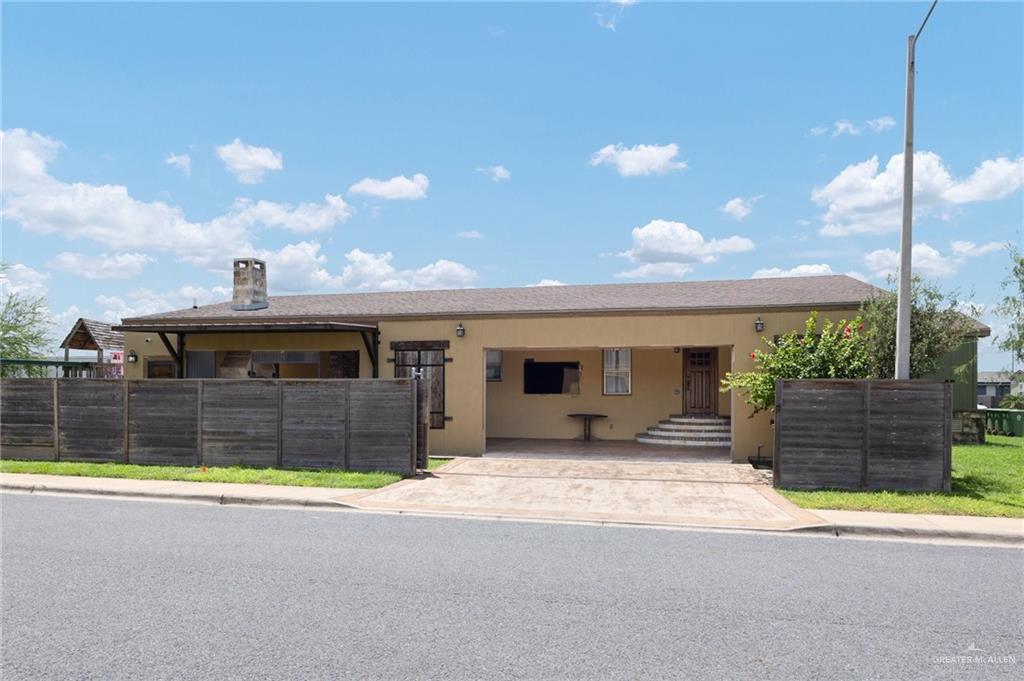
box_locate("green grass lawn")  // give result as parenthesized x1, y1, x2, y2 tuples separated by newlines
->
(427, 457, 452, 471)
(780, 435, 1024, 517)
(0, 460, 402, 489)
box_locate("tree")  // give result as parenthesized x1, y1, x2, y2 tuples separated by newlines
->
(860, 277, 979, 380)
(1000, 393, 1024, 410)
(0, 269, 53, 378)
(994, 246, 1024, 368)
(721, 312, 869, 415)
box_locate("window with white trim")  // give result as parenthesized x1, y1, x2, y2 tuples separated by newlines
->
(603, 348, 631, 395)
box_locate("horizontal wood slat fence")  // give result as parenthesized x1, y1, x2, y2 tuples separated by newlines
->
(774, 379, 951, 492)
(1, 378, 420, 474)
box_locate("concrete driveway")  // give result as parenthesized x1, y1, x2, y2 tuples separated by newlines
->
(343, 457, 826, 531)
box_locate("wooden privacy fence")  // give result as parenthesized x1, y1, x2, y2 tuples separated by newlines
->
(774, 379, 951, 492)
(1, 378, 423, 474)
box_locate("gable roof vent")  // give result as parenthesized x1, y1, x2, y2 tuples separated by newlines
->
(232, 258, 268, 311)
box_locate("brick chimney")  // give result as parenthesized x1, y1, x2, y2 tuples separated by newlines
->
(232, 258, 268, 311)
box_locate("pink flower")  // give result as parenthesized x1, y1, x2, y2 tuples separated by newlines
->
(750, 352, 757, 359)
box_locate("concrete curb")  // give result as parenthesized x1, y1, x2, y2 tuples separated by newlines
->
(0, 482, 357, 511)
(5, 481, 1021, 545)
(792, 522, 1024, 545)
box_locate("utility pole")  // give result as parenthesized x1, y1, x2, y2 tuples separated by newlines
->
(895, 0, 939, 379)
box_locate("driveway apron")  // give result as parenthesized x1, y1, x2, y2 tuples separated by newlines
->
(342, 458, 827, 531)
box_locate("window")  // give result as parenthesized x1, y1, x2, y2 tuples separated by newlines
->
(186, 351, 216, 378)
(603, 348, 631, 395)
(146, 359, 177, 379)
(323, 350, 360, 378)
(392, 341, 449, 429)
(486, 350, 503, 381)
(523, 360, 581, 395)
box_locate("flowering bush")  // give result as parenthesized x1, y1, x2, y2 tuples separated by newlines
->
(721, 312, 870, 415)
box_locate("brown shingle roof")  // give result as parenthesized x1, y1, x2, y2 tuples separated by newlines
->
(119, 275, 883, 328)
(60, 318, 124, 351)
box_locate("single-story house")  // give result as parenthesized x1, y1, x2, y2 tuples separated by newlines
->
(978, 371, 1023, 408)
(115, 258, 982, 463)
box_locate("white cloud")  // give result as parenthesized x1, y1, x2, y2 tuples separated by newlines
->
(476, 165, 511, 182)
(943, 157, 1024, 204)
(616, 262, 694, 280)
(96, 285, 232, 323)
(720, 195, 763, 221)
(1, 129, 62, 188)
(864, 244, 959, 279)
(950, 240, 1005, 258)
(529, 279, 567, 287)
(832, 119, 861, 137)
(255, 241, 341, 293)
(456, 230, 484, 239)
(49, 252, 154, 280)
(865, 116, 896, 133)
(165, 152, 191, 176)
(595, 0, 636, 30)
(810, 116, 896, 138)
(0, 263, 49, 297)
(864, 240, 1010, 281)
(1, 129, 352, 268)
(230, 194, 353, 233)
(751, 264, 835, 279)
(338, 249, 477, 291)
(616, 219, 754, 279)
(349, 173, 429, 200)
(812, 152, 1024, 236)
(215, 138, 283, 184)
(51, 305, 82, 333)
(590, 143, 686, 177)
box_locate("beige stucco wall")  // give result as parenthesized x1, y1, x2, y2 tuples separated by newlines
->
(486, 348, 683, 441)
(122, 307, 860, 462)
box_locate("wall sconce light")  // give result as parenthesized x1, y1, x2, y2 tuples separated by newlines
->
(455, 322, 466, 338)
(126, 350, 139, 364)
(754, 317, 765, 333)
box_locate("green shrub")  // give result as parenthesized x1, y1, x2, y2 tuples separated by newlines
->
(721, 312, 869, 415)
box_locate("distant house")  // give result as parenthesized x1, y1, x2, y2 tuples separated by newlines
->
(978, 371, 1023, 408)
(114, 258, 988, 462)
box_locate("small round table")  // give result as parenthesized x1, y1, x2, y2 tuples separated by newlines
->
(567, 413, 608, 442)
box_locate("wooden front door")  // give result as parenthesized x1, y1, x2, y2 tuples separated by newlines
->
(683, 348, 717, 415)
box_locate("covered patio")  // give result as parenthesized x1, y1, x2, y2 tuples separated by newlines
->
(484, 345, 734, 456)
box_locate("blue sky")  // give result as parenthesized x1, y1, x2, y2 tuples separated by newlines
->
(2, 1, 1021, 368)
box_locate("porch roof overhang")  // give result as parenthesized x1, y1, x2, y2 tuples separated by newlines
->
(111, 320, 378, 334)
(113, 319, 382, 378)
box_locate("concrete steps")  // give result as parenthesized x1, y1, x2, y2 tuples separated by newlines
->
(636, 415, 731, 448)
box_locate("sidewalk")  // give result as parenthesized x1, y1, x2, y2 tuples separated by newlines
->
(808, 509, 1024, 544)
(2, 472, 1021, 545)
(0, 473, 363, 509)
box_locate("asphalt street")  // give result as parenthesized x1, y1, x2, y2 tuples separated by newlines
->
(2, 493, 1021, 680)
